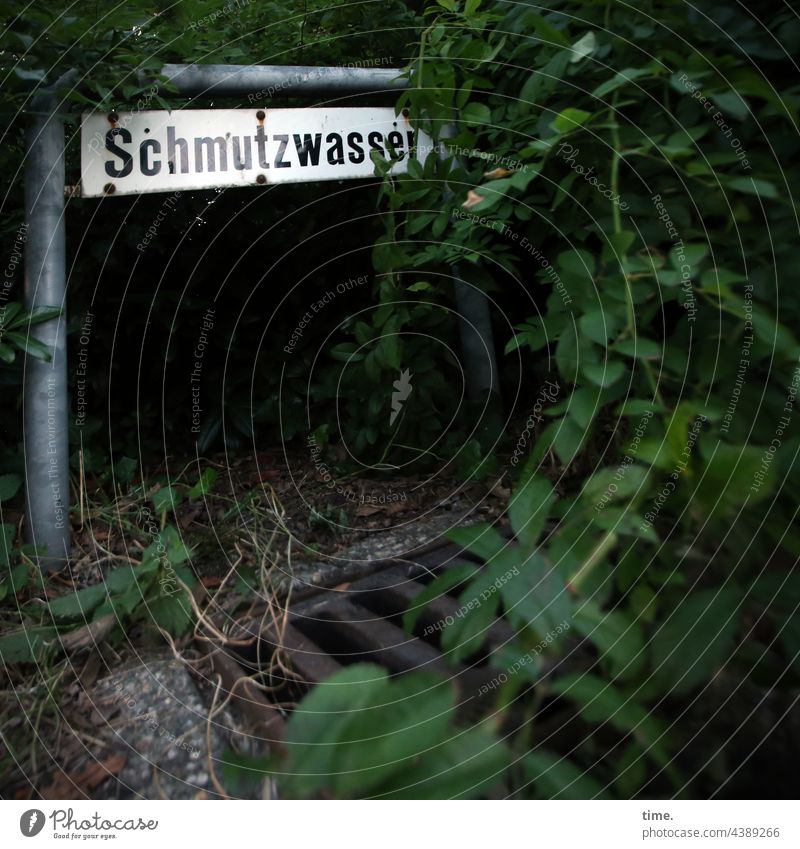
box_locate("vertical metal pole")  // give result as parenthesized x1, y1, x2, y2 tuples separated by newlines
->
(438, 125, 501, 404)
(452, 272, 500, 402)
(23, 91, 69, 571)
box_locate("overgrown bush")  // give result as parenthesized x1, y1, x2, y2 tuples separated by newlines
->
(1, 0, 798, 799)
(274, 0, 800, 797)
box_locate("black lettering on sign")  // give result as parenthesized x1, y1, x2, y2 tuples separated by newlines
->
(347, 132, 364, 164)
(167, 126, 189, 175)
(195, 136, 227, 172)
(105, 128, 133, 178)
(406, 130, 415, 157)
(386, 131, 404, 160)
(294, 134, 322, 166)
(273, 135, 291, 168)
(233, 136, 252, 170)
(326, 133, 345, 165)
(255, 126, 269, 168)
(139, 138, 161, 176)
(367, 131, 384, 159)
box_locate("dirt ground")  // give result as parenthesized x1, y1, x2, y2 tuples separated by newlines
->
(1, 443, 515, 799)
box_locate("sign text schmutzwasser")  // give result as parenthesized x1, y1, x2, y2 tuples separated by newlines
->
(81, 108, 432, 197)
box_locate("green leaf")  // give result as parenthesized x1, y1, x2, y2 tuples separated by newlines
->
(456, 438, 498, 482)
(750, 310, 797, 356)
(282, 664, 391, 797)
(147, 588, 193, 635)
(378, 336, 401, 370)
(152, 525, 192, 566)
(188, 467, 218, 499)
(709, 91, 749, 121)
(523, 749, 607, 799)
(551, 673, 671, 767)
(499, 551, 571, 635)
(613, 338, 662, 360)
(441, 593, 499, 661)
(552, 108, 591, 134)
(551, 171, 578, 211)
(402, 563, 477, 634)
(605, 230, 636, 258)
(552, 415, 588, 463)
(582, 464, 649, 504)
(0, 523, 14, 568)
(614, 740, 649, 797)
(581, 360, 626, 388)
(694, 443, 777, 510)
(47, 582, 109, 621)
(370, 148, 392, 178)
(656, 269, 682, 288)
(151, 485, 183, 514)
(0, 303, 22, 326)
(114, 456, 138, 485)
(10, 562, 30, 593)
(751, 571, 800, 675)
(555, 322, 579, 382)
(382, 721, 507, 799)
(592, 67, 653, 100)
(568, 386, 603, 429)
(558, 248, 595, 278)
(461, 102, 492, 126)
(333, 673, 455, 797)
(726, 177, 778, 200)
(280, 664, 505, 799)
(669, 242, 708, 269)
(99, 580, 144, 618)
(447, 523, 507, 562)
(3, 331, 51, 360)
(8, 305, 62, 329)
(648, 587, 742, 695)
(507, 474, 554, 548)
(0, 626, 59, 663)
(0, 473, 22, 502)
(523, 13, 570, 48)
(14, 68, 45, 82)
(569, 31, 596, 63)
(573, 601, 646, 681)
(580, 310, 621, 345)
(406, 157, 424, 179)
(329, 342, 365, 362)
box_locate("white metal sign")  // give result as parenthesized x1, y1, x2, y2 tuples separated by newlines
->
(81, 108, 433, 197)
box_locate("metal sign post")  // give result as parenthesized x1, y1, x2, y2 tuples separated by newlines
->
(24, 89, 70, 571)
(23, 64, 498, 572)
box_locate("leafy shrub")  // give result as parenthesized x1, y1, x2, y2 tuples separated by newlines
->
(274, 664, 507, 799)
(363, 0, 799, 796)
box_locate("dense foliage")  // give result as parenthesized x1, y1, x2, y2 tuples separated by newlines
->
(362, 0, 800, 797)
(1, 0, 798, 799)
